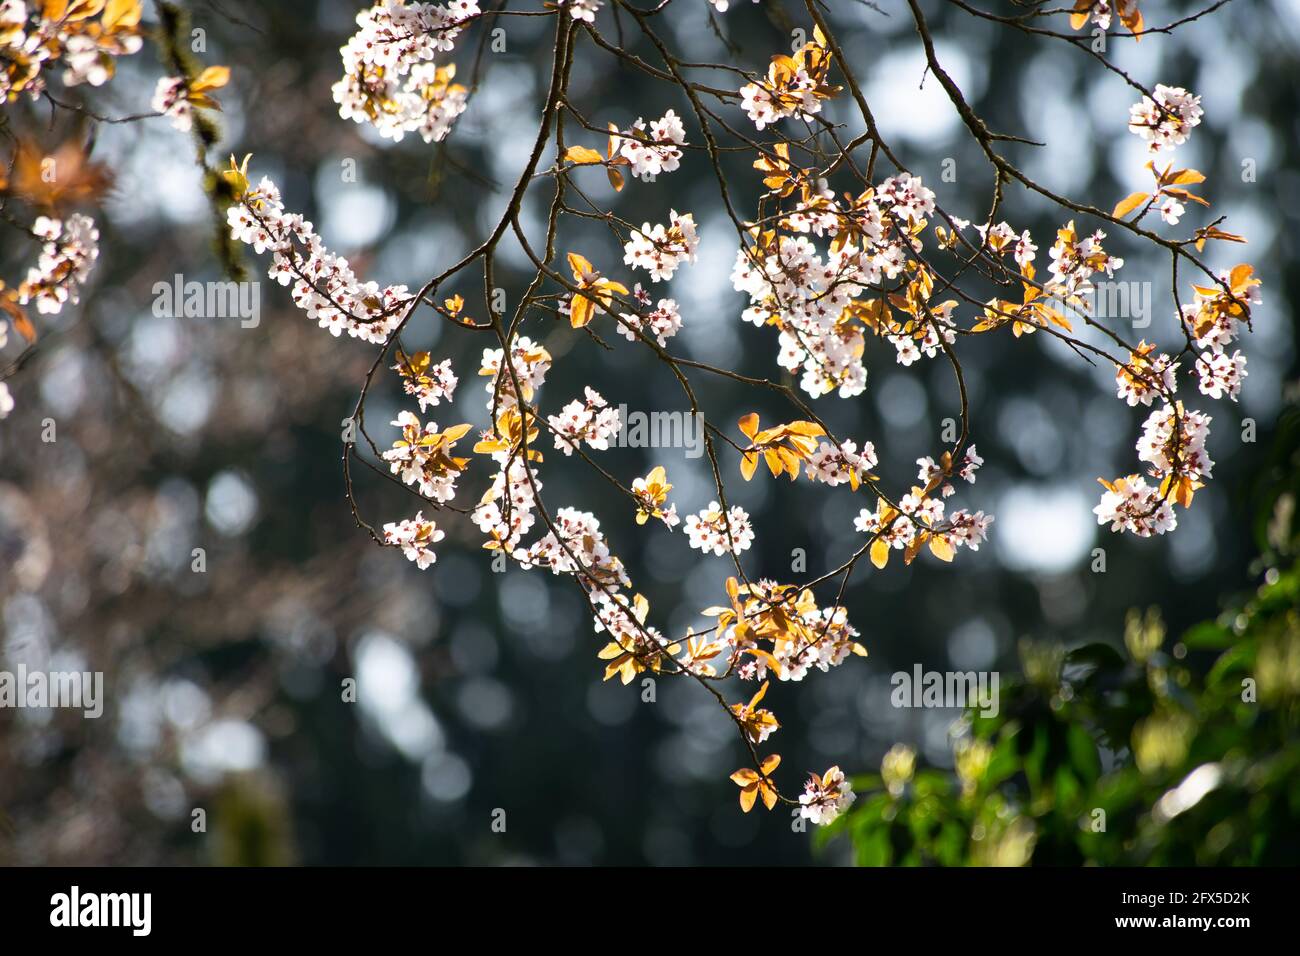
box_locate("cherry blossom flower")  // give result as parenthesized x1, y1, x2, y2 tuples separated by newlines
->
(1115, 341, 1178, 407)
(151, 66, 229, 133)
(631, 466, 678, 529)
(382, 412, 472, 502)
(595, 592, 676, 683)
(479, 336, 552, 409)
(798, 766, 855, 825)
(548, 387, 621, 456)
(1180, 265, 1261, 351)
(1046, 220, 1123, 298)
(738, 28, 837, 130)
(618, 286, 682, 346)
(684, 502, 754, 556)
(1194, 349, 1247, 401)
(515, 507, 629, 591)
(1159, 196, 1185, 225)
(611, 109, 685, 182)
(383, 512, 446, 569)
(393, 352, 458, 412)
(1094, 474, 1177, 537)
(564, 0, 601, 22)
(226, 168, 412, 344)
(331, 0, 477, 143)
(805, 439, 876, 488)
(623, 211, 699, 282)
(471, 457, 541, 552)
(17, 213, 99, 315)
(1128, 84, 1203, 155)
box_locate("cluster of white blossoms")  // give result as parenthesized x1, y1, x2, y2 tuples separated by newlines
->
(1180, 272, 1259, 352)
(611, 109, 686, 182)
(1094, 83, 1259, 538)
(854, 492, 992, 557)
(684, 502, 755, 556)
(1096, 404, 1214, 537)
(731, 173, 940, 397)
(947, 509, 996, 552)
(736, 603, 862, 683)
(150, 76, 193, 130)
(151, 66, 233, 134)
(331, 0, 477, 143)
(382, 412, 470, 502)
(471, 458, 541, 552)
(1194, 348, 1247, 401)
(887, 300, 958, 367)
(1180, 266, 1259, 404)
(917, 445, 983, 498)
(515, 507, 630, 591)
(0, 0, 144, 100)
(548, 387, 621, 456)
(798, 766, 855, 825)
(618, 286, 682, 347)
(593, 591, 678, 681)
(382, 512, 446, 569)
(1094, 474, 1175, 537)
(805, 439, 877, 487)
(734, 236, 861, 394)
(1139, 404, 1213, 485)
(149, 65, 231, 133)
(1115, 342, 1179, 407)
(1045, 221, 1124, 298)
(1128, 84, 1203, 155)
(960, 219, 1038, 273)
(623, 211, 699, 282)
(478, 336, 552, 410)
(877, 173, 938, 223)
(228, 176, 412, 344)
(393, 352, 458, 411)
(18, 214, 99, 315)
(739, 54, 830, 131)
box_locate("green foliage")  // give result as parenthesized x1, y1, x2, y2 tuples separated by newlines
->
(824, 406, 1300, 867)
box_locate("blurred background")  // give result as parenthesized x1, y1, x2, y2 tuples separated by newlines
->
(1, 0, 1297, 865)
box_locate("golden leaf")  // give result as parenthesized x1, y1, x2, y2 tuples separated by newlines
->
(569, 294, 594, 329)
(928, 535, 955, 562)
(737, 412, 760, 441)
(103, 0, 142, 29)
(738, 785, 758, 813)
(1112, 192, 1150, 218)
(192, 65, 231, 92)
(563, 145, 604, 166)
